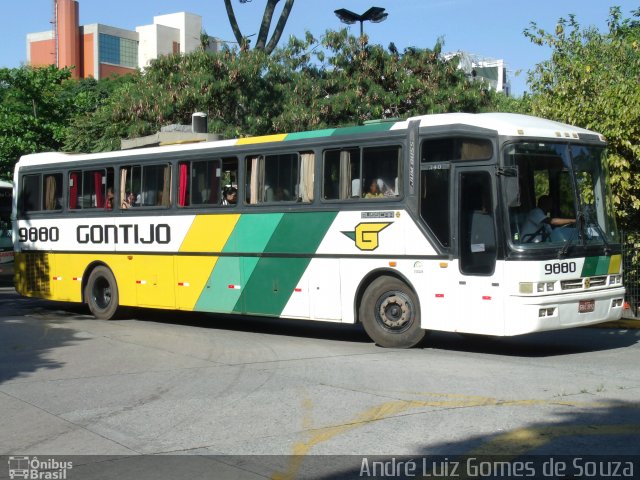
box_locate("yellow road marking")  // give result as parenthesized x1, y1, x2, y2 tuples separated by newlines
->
(272, 392, 640, 480)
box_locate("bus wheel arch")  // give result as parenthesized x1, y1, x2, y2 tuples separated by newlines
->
(356, 271, 426, 348)
(83, 263, 120, 320)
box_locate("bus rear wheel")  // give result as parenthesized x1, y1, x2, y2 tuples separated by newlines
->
(85, 266, 120, 320)
(359, 276, 426, 348)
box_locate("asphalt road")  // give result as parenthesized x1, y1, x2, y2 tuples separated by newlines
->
(1, 287, 639, 478)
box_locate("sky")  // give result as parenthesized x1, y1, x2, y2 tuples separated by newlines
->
(1, 0, 638, 96)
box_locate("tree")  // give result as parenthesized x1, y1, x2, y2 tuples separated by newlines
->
(524, 7, 640, 305)
(524, 7, 640, 226)
(223, 0, 295, 53)
(311, 31, 496, 127)
(0, 66, 73, 179)
(64, 32, 498, 153)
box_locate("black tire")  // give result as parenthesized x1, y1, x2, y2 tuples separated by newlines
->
(359, 276, 426, 348)
(85, 266, 120, 320)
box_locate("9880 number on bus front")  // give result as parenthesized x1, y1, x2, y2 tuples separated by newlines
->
(544, 261, 577, 275)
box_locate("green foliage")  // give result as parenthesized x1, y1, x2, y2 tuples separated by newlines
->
(0, 66, 72, 179)
(313, 32, 496, 127)
(0, 66, 136, 178)
(523, 7, 640, 300)
(524, 7, 640, 228)
(64, 31, 497, 153)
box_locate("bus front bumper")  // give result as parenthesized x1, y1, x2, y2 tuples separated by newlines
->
(505, 286, 626, 336)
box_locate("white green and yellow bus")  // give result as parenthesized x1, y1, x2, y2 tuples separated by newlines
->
(12, 113, 625, 347)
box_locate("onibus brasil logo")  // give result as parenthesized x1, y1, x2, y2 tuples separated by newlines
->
(8, 456, 73, 479)
(342, 222, 391, 251)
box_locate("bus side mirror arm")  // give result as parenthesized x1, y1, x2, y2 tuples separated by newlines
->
(497, 167, 520, 208)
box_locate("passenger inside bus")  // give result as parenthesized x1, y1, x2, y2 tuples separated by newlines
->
(364, 179, 384, 198)
(106, 188, 114, 209)
(222, 186, 237, 205)
(122, 192, 137, 209)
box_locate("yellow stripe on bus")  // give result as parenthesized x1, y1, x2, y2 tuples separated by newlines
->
(175, 255, 218, 310)
(608, 254, 622, 274)
(235, 134, 287, 145)
(179, 214, 240, 253)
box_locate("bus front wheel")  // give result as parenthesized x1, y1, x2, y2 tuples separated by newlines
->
(85, 266, 120, 320)
(359, 276, 426, 348)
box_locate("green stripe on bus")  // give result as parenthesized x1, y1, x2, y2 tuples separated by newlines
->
(581, 256, 610, 277)
(225, 213, 285, 253)
(194, 256, 242, 313)
(195, 213, 284, 312)
(284, 123, 395, 141)
(330, 123, 395, 136)
(238, 212, 338, 316)
(285, 129, 336, 141)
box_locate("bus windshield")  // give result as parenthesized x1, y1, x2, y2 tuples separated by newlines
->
(505, 142, 619, 251)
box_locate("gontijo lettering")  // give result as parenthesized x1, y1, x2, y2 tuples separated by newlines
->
(77, 224, 171, 244)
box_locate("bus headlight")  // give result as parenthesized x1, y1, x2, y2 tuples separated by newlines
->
(609, 275, 622, 285)
(536, 282, 555, 292)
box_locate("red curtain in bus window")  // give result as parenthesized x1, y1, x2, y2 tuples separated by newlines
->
(94, 172, 104, 207)
(69, 172, 78, 209)
(178, 163, 187, 206)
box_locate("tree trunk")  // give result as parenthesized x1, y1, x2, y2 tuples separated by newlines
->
(255, 0, 279, 50)
(223, 0, 245, 47)
(265, 0, 294, 54)
(223, 0, 294, 54)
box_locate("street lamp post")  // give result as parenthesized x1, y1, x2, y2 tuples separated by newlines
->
(334, 6, 388, 37)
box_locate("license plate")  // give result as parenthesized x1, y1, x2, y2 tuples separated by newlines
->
(579, 300, 595, 313)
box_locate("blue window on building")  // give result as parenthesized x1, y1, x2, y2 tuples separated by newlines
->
(99, 34, 138, 68)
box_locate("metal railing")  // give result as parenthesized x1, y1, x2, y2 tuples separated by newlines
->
(622, 229, 639, 317)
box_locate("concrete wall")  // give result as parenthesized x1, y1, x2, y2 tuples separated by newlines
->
(137, 23, 179, 69)
(100, 63, 136, 79)
(152, 12, 201, 54)
(27, 31, 55, 66)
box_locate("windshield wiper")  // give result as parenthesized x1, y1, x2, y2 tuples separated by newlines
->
(558, 211, 583, 259)
(586, 219, 612, 255)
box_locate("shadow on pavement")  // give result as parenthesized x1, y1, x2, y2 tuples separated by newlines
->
(128, 306, 640, 357)
(3, 286, 639, 360)
(126, 306, 373, 345)
(424, 327, 640, 357)
(0, 288, 87, 383)
(306, 399, 640, 479)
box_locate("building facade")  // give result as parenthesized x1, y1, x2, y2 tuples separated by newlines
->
(444, 51, 511, 96)
(26, 0, 215, 80)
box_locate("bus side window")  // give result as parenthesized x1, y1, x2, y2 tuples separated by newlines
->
(323, 148, 358, 200)
(43, 174, 63, 210)
(21, 174, 42, 213)
(246, 153, 307, 204)
(420, 168, 450, 247)
(361, 146, 401, 199)
(20, 173, 63, 213)
(121, 164, 170, 208)
(69, 169, 111, 209)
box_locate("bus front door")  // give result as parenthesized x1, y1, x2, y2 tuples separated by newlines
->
(454, 167, 504, 335)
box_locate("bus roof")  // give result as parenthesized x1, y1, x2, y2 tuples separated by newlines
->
(15, 113, 603, 168)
